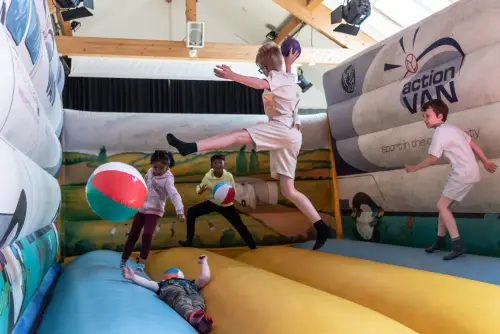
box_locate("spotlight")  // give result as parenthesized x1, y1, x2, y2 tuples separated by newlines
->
(297, 67, 313, 93)
(266, 31, 277, 41)
(330, 0, 371, 36)
(70, 21, 81, 32)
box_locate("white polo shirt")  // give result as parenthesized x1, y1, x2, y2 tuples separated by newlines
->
(262, 70, 301, 128)
(428, 123, 480, 184)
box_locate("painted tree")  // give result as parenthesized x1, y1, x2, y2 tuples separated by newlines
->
(236, 146, 248, 174)
(97, 146, 108, 163)
(249, 149, 260, 173)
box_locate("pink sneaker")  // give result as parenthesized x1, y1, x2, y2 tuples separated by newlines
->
(187, 310, 213, 333)
(196, 315, 213, 334)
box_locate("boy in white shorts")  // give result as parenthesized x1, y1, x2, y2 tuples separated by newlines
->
(405, 99, 497, 260)
(166, 41, 330, 250)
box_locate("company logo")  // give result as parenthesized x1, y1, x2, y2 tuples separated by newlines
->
(341, 64, 356, 93)
(46, 69, 56, 106)
(384, 28, 465, 114)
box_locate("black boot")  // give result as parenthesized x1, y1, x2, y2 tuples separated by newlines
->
(425, 236, 446, 253)
(443, 238, 465, 260)
(312, 220, 330, 250)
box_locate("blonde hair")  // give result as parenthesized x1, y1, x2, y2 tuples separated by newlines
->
(255, 42, 283, 71)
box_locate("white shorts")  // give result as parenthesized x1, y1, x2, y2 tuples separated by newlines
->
(442, 178, 475, 202)
(245, 120, 302, 180)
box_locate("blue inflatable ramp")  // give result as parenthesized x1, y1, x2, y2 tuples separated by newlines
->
(37, 250, 197, 334)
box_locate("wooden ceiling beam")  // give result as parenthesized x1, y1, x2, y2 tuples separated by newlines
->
(306, 0, 324, 10)
(186, 0, 196, 21)
(55, 36, 356, 65)
(56, 10, 73, 36)
(47, 0, 57, 14)
(275, 17, 303, 45)
(272, 0, 375, 50)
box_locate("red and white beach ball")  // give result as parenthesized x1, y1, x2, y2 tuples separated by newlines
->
(86, 162, 147, 222)
(212, 181, 235, 205)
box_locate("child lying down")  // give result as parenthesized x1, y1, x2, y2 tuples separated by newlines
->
(122, 255, 213, 333)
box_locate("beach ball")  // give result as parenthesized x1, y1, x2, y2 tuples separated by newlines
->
(281, 38, 302, 57)
(85, 162, 147, 222)
(162, 268, 185, 280)
(212, 181, 235, 205)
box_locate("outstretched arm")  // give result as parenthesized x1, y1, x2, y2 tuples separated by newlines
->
(122, 267, 159, 292)
(194, 255, 210, 289)
(470, 139, 497, 173)
(214, 65, 270, 90)
(405, 155, 438, 173)
(232, 73, 270, 90)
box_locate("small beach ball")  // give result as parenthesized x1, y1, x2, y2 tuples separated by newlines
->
(212, 181, 235, 205)
(85, 162, 147, 222)
(162, 268, 185, 280)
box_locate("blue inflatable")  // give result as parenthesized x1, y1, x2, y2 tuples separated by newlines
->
(37, 251, 197, 334)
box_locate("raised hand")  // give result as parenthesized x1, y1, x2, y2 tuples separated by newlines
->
(284, 49, 300, 65)
(198, 184, 209, 194)
(214, 65, 235, 80)
(197, 255, 207, 264)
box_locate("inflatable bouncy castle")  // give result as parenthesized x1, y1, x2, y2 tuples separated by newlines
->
(0, 0, 64, 332)
(3, 0, 500, 333)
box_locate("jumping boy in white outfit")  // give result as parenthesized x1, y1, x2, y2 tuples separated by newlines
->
(166, 41, 330, 250)
(405, 99, 497, 260)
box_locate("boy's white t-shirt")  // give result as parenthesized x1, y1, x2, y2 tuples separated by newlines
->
(428, 123, 480, 184)
(262, 70, 301, 128)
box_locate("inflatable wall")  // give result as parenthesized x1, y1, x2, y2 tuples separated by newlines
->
(0, 0, 64, 332)
(0, 7, 62, 176)
(59, 109, 335, 256)
(323, 0, 500, 255)
(2, 0, 65, 136)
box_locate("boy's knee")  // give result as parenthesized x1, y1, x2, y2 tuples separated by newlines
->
(436, 199, 450, 211)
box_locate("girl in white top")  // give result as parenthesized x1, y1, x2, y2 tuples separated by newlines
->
(166, 42, 330, 250)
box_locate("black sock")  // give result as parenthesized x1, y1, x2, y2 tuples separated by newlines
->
(436, 235, 446, 247)
(166, 134, 197, 156)
(451, 237, 463, 251)
(443, 237, 465, 260)
(312, 220, 329, 250)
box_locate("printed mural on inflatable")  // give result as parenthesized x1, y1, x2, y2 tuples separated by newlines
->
(0, 0, 63, 331)
(324, 0, 500, 256)
(58, 110, 336, 256)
